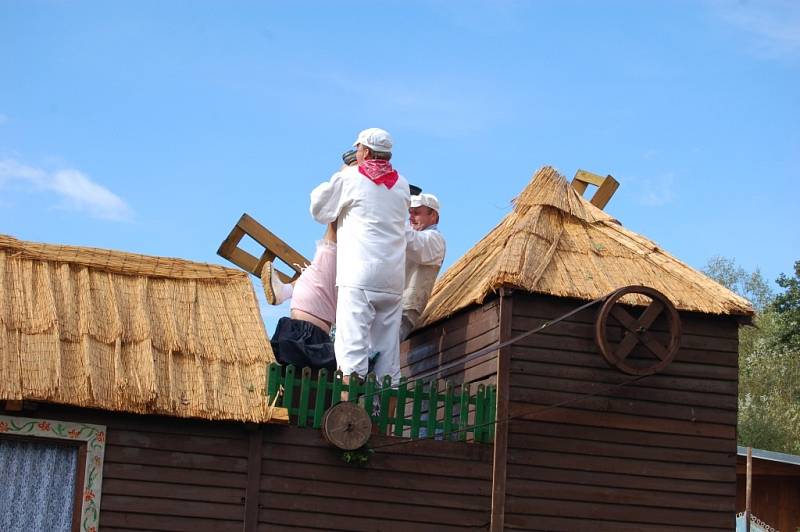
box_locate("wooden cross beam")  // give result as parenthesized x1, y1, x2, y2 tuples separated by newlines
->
(571, 169, 620, 210)
(217, 213, 308, 284)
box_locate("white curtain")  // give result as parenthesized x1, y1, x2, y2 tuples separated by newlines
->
(0, 438, 78, 532)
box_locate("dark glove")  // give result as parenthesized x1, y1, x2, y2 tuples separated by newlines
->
(342, 149, 358, 166)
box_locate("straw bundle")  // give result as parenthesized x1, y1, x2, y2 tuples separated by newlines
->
(420, 167, 753, 327)
(0, 235, 277, 422)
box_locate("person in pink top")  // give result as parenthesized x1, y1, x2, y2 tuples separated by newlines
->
(264, 225, 339, 371)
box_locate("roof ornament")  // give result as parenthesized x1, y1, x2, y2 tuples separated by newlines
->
(321, 401, 373, 451)
(571, 169, 620, 210)
(218, 213, 309, 284)
(594, 285, 682, 376)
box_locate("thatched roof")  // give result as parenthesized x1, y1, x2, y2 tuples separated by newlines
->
(421, 167, 753, 327)
(0, 234, 278, 423)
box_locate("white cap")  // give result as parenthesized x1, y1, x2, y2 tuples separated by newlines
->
(352, 128, 393, 153)
(410, 193, 440, 213)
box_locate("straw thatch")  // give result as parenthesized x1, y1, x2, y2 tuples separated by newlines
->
(421, 166, 754, 327)
(0, 234, 277, 422)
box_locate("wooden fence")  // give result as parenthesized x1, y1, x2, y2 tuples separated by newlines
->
(266, 363, 497, 443)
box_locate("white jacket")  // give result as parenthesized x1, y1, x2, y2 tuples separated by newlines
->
(403, 224, 446, 315)
(310, 165, 410, 294)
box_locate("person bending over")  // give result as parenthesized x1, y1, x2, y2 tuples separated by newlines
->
(264, 222, 338, 372)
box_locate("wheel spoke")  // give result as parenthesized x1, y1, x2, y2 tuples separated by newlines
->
(615, 331, 640, 361)
(595, 286, 681, 376)
(610, 306, 639, 333)
(638, 300, 664, 328)
(639, 331, 669, 360)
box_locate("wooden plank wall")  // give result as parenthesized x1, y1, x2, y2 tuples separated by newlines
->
(401, 297, 500, 386)
(504, 294, 739, 531)
(8, 405, 493, 531)
(258, 425, 493, 531)
(736, 457, 800, 531)
(28, 405, 250, 532)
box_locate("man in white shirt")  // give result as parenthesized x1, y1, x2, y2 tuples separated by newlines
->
(264, 188, 443, 368)
(401, 193, 446, 340)
(309, 128, 410, 385)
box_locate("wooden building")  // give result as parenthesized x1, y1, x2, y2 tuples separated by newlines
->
(0, 234, 492, 531)
(403, 167, 753, 530)
(2, 166, 757, 531)
(736, 446, 800, 531)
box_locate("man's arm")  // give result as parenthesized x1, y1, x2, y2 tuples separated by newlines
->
(406, 226, 446, 266)
(310, 171, 348, 224)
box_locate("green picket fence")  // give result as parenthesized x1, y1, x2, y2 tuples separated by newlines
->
(266, 363, 496, 443)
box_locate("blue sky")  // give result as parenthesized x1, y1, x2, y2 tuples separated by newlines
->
(1, 0, 798, 329)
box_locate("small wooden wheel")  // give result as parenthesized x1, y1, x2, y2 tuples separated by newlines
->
(595, 285, 681, 376)
(321, 401, 372, 450)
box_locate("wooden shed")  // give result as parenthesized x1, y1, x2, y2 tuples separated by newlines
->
(736, 446, 800, 531)
(0, 234, 494, 531)
(0, 234, 277, 530)
(1, 166, 757, 531)
(402, 167, 754, 530)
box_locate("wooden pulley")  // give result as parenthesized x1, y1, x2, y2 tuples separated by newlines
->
(594, 285, 681, 376)
(321, 401, 372, 450)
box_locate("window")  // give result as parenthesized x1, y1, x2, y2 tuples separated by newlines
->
(0, 415, 106, 532)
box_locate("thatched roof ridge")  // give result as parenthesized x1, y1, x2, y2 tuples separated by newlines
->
(0, 234, 243, 280)
(512, 167, 617, 224)
(420, 166, 753, 327)
(0, 234, 277, 422)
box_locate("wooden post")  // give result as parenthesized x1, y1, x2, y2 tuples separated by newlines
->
(745, 446, 752, 532)
(490, 289, 513, 532)
(243, 426, 264, 532)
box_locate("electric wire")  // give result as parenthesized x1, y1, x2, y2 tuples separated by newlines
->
(362, 290, 654, 450)
(369, 373, 649, 451)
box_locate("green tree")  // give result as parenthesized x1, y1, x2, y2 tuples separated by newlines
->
(704, 257, 800, 454)
(704, 256, 774, 311)
(773, 260, 800, 350)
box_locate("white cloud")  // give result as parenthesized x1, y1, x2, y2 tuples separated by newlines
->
(709, 0, 800, 57)
(0, 158, 133, 221)
(51, 169, 133, 220)
(638, 173, 676, 207)
(0, 114, 8, 125)
(0, 159, 46, 186)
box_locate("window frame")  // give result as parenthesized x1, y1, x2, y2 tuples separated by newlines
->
(0, 414, 106, 532)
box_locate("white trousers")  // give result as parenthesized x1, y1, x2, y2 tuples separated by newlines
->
(399, 309, 420, 342)
(335, 286, 402, 384)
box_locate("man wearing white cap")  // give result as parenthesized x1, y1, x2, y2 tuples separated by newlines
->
(309, 128, 410, 385)
(401, 193, 446, 340)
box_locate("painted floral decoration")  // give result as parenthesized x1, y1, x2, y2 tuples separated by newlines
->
(0, 415, 106, 532)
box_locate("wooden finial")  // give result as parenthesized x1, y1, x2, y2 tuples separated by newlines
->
(571, 169, 620, 210)
(217, 213, 309, 283)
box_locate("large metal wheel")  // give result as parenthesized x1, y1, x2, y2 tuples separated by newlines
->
(594, 285, 681, 376)
(321, 401, 372, 450)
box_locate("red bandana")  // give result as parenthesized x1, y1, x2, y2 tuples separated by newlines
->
(358, 160, 399, 189)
